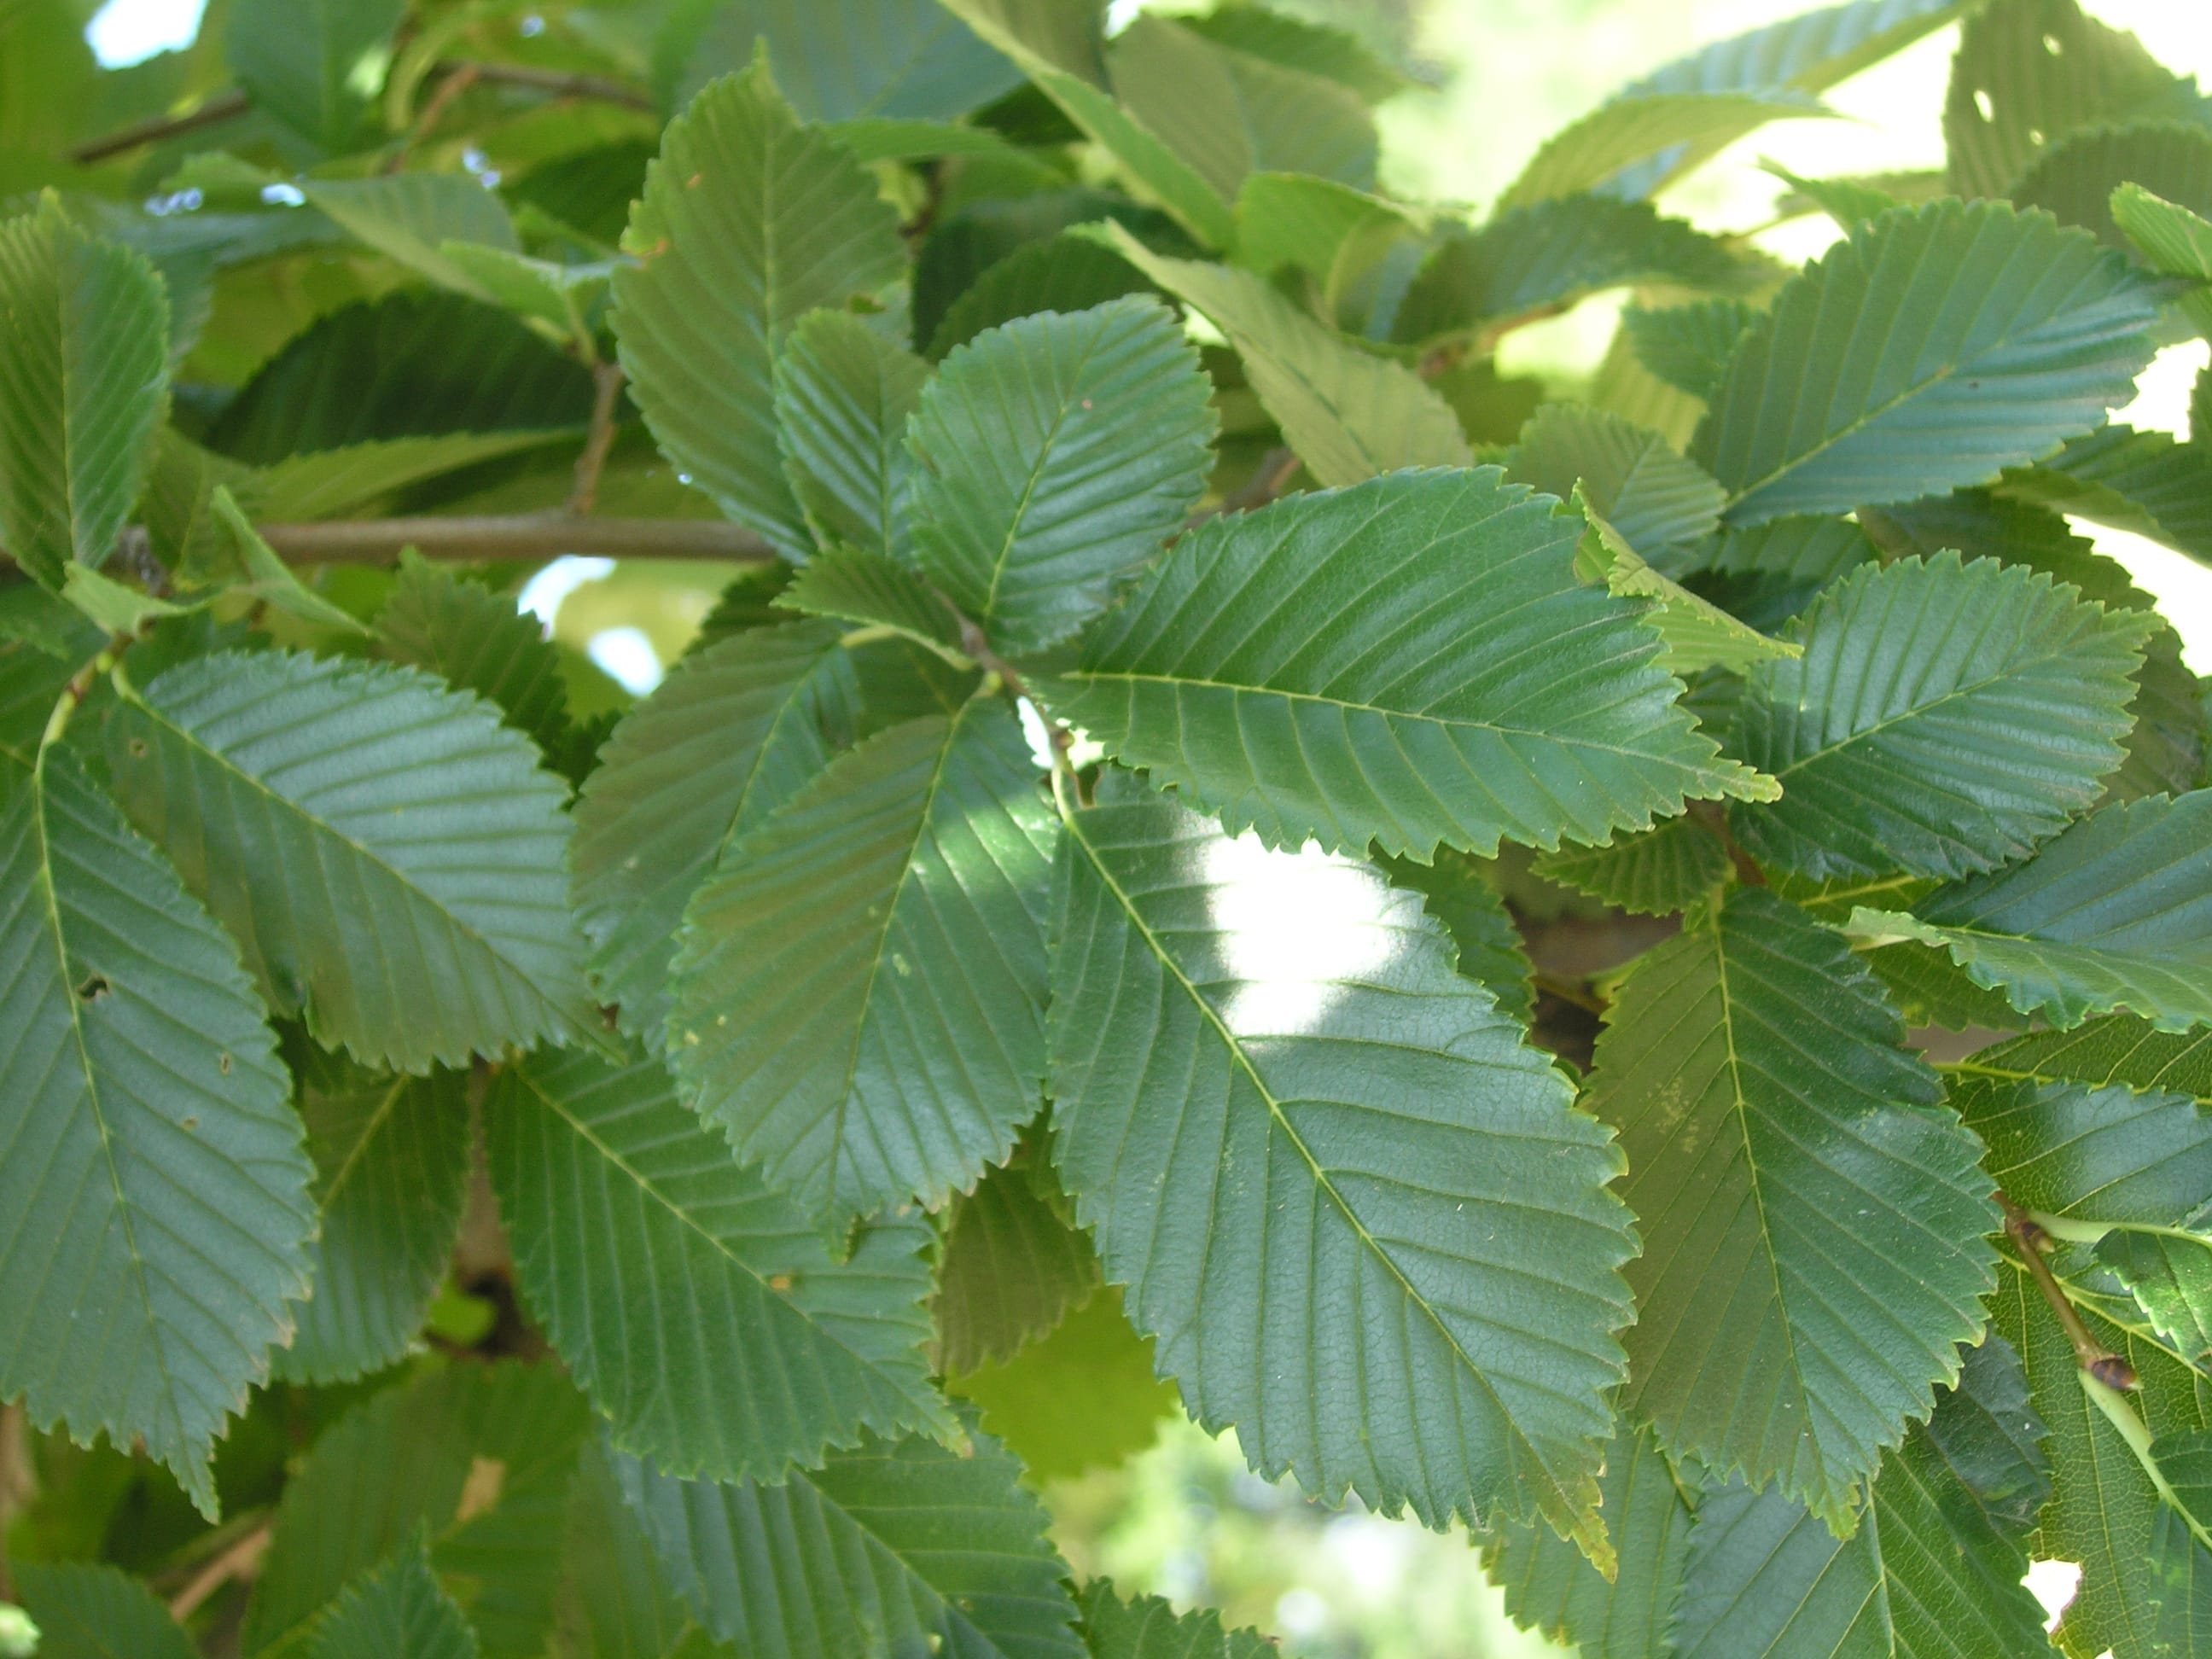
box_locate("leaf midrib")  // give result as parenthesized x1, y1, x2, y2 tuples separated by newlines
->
(117, 677, 578, 1022)
(1065, 810, 1578, 1519)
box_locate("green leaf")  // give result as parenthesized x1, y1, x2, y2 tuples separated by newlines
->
(14, 1563, 195, 1659)
(612, 56, 907, 559)
(57, 563, 187, 637)
(1944, 0, 2212, 200)
(2098, 1230, 2212, 1369)
(1680, 511, 1879, 586)
(1048, 792, 1636, 1550)
(0, 200, 170, 589)
(928, 234, 1153, 360)
(1996, 423, 2212, 567)
(1692, 200, 2163, 523)
(305, 1541, 479, 1659)
(1948, 1016, 2212, 1225)
(1178, 9, 1411, 105)
(1845, 792, 2212, 1031)
(1376, 847, 1537, 1023)
(667, 701, 1058, 1224)
(570, 623, 856, 1044)
(1620, 296, 1759, 404)
(434, 246, 612, 346)
(555, 1441, 736, 1659)
(938, 1, 1233, 249)
(484, 1043, 952, 1481)
(1501, 90, 1831, 211)
(946, 1288, 1179, 1483)
(824, 118, 1022, 163)
(1097, 224, 1467, 488)
(776, 310, 930, 565)
(1481, 1423, 1696, 1659)
(1533, 814, 1732, 916)
(274, 1046, 469, 1385)
(1573, 496, 1796, 677)
(207, 294, 593, 464)
(1605, 0, 1970, 199)
(105, 649, 601, 1073)
(300, 175, 522, 302)
(1058, 467, 1775, 861)
(1991, 1261, 2212, 1659)
(1504, 404, 1726, 562)
(2011, 119, 2212, 249)
(777, 546, 965, 655)
(1584, 888, 1999, 1528)
(224, 0, 405, 154)
(617, 1415, 1086, 1659)
(0, 747, 312, 1518)
(208, 487, 375, 637)
(1732, 553, 2154, 880)
(1231, 173, 1414, 320)
(2112, 183, 2212, 336)
(1105, 15, 1377, 202)
(934, 1145, 1100, 1374)
(373, 554, 572, 762)
(1075, 1583, 1273, 1659)
(254, 433, 576, 522)
(907, 295, 1214, 654)
(1761, 159, 1911, 229)
(663, 0, 1022, 123)
(1670, 1333, 2052, 1657)
(1392, 198, 1755, 349)
(245, 1362, 592, 1659)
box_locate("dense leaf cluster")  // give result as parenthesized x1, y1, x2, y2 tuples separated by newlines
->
(3, 0, 2212, 1654)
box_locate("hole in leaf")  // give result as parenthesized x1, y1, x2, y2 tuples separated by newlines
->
(1974, 89, 1995, 122)
(218, 1052, 232, 1074)
(74, 974, 110, 1003)
(2043, 32, 2063, 55)
(126, 737, 148, 759)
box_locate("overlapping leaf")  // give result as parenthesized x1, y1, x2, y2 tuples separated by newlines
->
(1670, 1335, 2051, 1657)
(1606, 0, 1970, 198)
(0, 747, 311, 1517)
(224, 0, 405, 153)
(555, 1442, 736, 1659)
(1621, 296, 1759, 403)
(2010, 119, 2212, 248)
(934, 1147, 1100, 1375)
(1534, 814, 1732, 916)
(662, 0, 1023, 122)
(1500, 90, 1831, 209)
(1692, 200, 2163, 522)
(1375, 848, 1537, 1022)
(1106, 15, 1377, 201)
(0, 200, 169, 588)
(275, 1047, 469, 1385)
(1944, 0, 2212, 199)
(300, 175, 523, 302)
(1048, 793, 1636, 1549)
(2099, 1230, 2212, 1368)
(244, 1363, 592, 1659)
(907, 295, 1214, 653)
(485, 1044, 952, 1480)
(1076, 1584, 1274, 1659)
(15, 1562, 196, 1659)
(1585, 888, 1999, 1527)
(2113, 183, 2212, 335)
(667, 701, 1058, 1224)
(1482, 1423, 1696, 1659)
(1732, 554, 2152, 879)
(1848, 792, 2212, 1031)
(569, 623, 857, 1044)
(1997, 423, 2212, 566)
(1057, 467, 1774, 861)
(375, 556, 572, 762)
(305, 1542, 479, 1659)
(1573, 500, 1796, 677)
(104, 650, 600, 1073)
(617, 1416, 1086, 1659)
(612, 59, 906, 558)
(777, 547, 964, 654)
(1097, 226, 1469, 488)
(776, 310, 929, 565)
(1503, 405, 1725, 562)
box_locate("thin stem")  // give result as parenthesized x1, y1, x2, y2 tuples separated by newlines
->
(67, 89, 250, 165)
(2002, 1196, 2138, 1388)
(389, 61, 482, 171)
(165, 1518, 271, 1621)
(2027, 1209, 2117, 1248)
(1534, 969, 1604, 1014)
(2080, 1371, 2212, 1557)
(39, 644, 121, 756)
(568, 364, 626, 512)
(449, 61, 655, 111)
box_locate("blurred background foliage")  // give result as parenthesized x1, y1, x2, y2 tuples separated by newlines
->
(26, 0, 2212, 1653)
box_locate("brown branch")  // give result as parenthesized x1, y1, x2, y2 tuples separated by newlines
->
(448, 61, 655, 112)
(68, 89, 251, 165)
(2002, 1196, 2138, 1389)
(568, 364, 627, 515)
(166, 1521, 270, 1621)
(238, 516, 774, 565)
(389, 62, 482, 171)
(1209, 447, 1302, 518)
